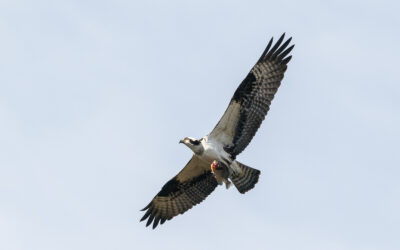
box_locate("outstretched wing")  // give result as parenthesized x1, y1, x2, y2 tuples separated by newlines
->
(209, 33, 294, 158)
(140, 155, 218, 229)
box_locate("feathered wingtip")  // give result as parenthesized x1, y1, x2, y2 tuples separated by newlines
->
(140, 202, 151, 212)
(140, 202, 166, 229)
(257, 33, 295, 65)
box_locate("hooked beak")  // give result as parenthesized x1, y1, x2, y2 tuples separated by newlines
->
(179, 140, 184, 144)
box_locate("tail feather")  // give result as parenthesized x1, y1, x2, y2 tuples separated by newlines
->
(230, 162, 260, 194)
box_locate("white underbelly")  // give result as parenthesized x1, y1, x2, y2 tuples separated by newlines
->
(201, 148, 221, 162)
(200, 139, 231, 165)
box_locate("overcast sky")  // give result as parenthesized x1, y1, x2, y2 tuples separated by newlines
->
(1, 1, 399, 250)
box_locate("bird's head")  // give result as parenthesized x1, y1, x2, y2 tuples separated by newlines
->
(179, 137, 204, 154)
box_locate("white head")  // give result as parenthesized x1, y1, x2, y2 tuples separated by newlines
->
(179, 137, 204, 154)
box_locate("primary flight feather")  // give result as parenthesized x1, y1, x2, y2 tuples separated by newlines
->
(141, 33, 294, 229)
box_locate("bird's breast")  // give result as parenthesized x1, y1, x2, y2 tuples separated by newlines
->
(199, 139, 231, 165)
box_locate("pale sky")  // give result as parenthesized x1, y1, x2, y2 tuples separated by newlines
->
(1, 1, 399, 250)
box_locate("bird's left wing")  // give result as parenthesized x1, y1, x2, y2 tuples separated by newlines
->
(140, 155, 218, 229)
(209, 33, 294, 158)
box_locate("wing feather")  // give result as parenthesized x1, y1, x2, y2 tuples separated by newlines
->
(209, 33, 294, 157)
(140, 156, 218, 229)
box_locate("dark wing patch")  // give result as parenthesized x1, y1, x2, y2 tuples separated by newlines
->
(140, 158, 218, 229)
(210, 33, 294, 157)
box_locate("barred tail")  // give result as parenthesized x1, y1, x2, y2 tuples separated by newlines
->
(230, 161, 261, 194)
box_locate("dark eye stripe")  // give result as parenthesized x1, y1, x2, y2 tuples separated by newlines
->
(190, 139, 200, 145)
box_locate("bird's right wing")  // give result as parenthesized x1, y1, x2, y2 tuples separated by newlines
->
(140, 155, 218, 229)
(209, 34, 294, 158)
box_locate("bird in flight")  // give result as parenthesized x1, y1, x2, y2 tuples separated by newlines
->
(141, 33, 294, 229)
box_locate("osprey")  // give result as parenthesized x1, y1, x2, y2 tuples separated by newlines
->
(141, 33, 294, 229)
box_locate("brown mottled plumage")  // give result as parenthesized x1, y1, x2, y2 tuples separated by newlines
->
(141, 33, 294, 229)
